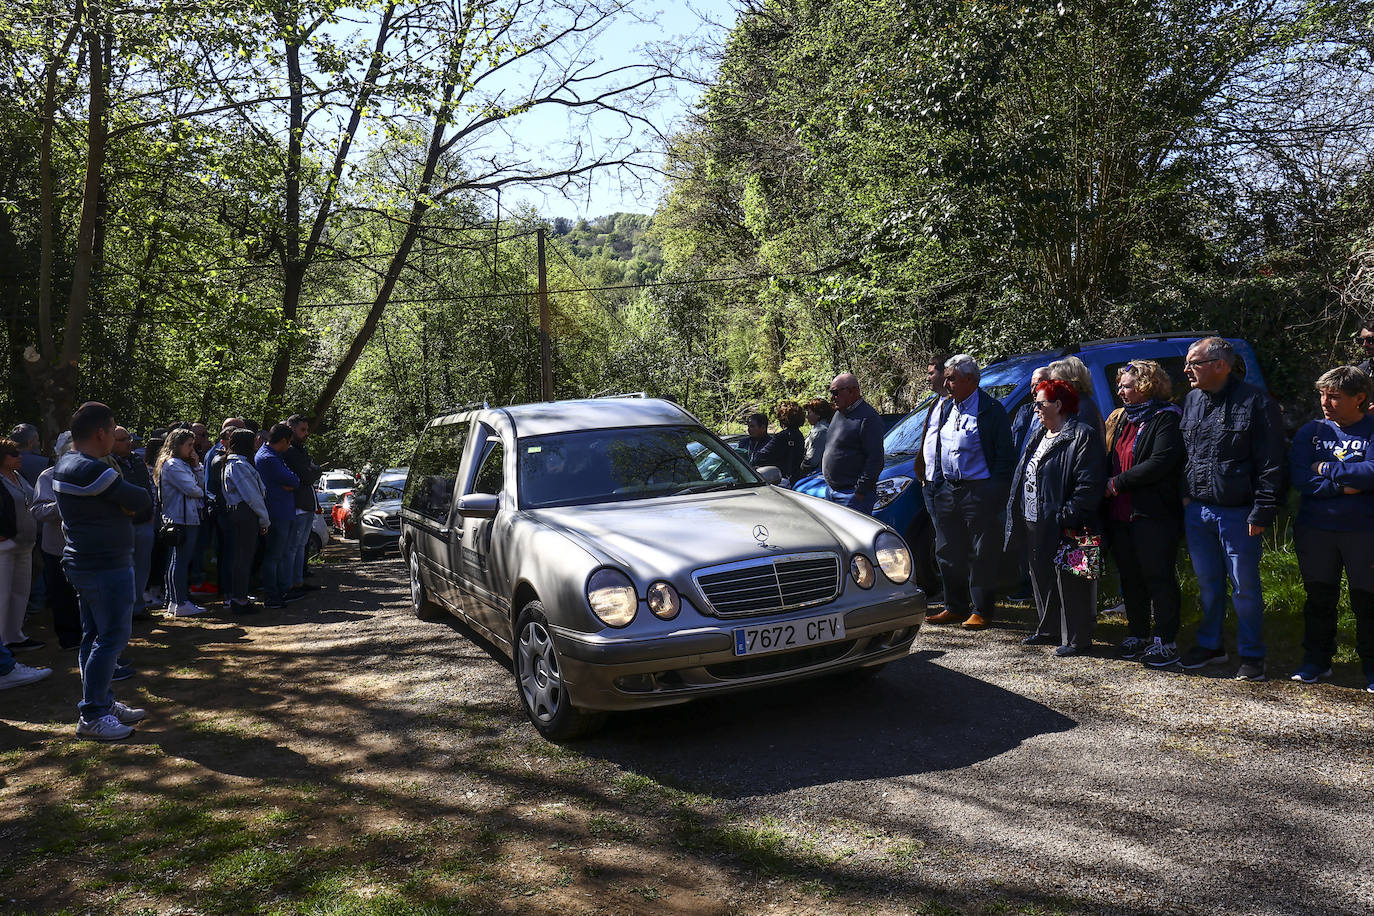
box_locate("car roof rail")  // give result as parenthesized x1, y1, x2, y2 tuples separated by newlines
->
(591, 390, 648, 399)
(450, 400, 489, 413)
(1059, 330, 1222, 355)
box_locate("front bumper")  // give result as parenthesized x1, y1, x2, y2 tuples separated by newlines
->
(359, 522, 401, 553)
(548, 591, 926, 711)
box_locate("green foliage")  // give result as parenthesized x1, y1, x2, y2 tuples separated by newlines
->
(649, 0, 1374, 418)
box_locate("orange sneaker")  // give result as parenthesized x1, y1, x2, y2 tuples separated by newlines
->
(925, 609, 960, 625)
(961, 612, 989, 630)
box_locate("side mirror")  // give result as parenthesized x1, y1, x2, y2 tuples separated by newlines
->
(457, 493, 499, 519)
(756, 466, 783, 485)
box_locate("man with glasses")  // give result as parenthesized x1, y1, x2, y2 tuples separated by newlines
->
(1178, 337, 1285, 681)
(922, 355, 1015, 629)
(821, 373, 885, 516)
(1355, 320, 1374, 378)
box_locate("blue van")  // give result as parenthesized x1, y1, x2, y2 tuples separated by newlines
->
(793, 332, 1268, 594)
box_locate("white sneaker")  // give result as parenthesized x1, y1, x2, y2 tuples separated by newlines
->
(76, 713, 135, 741)
(110, 700, 147, 724)
(171, 602, 207, 617)
(0, 662, 52, 690)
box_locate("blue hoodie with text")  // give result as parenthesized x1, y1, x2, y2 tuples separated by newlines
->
(1289, 414, 1374, 531)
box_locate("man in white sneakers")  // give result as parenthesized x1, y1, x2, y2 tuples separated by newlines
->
(0, 642, 50, 690)
(52, 402, 151, 740)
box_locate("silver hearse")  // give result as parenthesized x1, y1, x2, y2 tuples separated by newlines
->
(400, 397, 925, 739)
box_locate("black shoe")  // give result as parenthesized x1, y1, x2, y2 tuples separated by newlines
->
(5, 637, 46, 652)
(1235, 658, 1267, 682)
(297, 582, 322, 591)
(1118, 636, 1148, 659)
(111, 664, 135, 682)
(264, 599, 287, 609)
(283, 590, 304, 603)
(1140, 640, 1181, 668)
(1054, 645, 1082, 657)
(1021, 633, 1055, 645)
(1179, 646, 1229, 670)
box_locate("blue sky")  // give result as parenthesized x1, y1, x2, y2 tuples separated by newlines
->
(498, 1, 740, 221)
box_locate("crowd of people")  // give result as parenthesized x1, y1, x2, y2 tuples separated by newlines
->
(745, 332, 1374, 692)
(0, 406, 324, 741)
(6, 327, 1374, 738)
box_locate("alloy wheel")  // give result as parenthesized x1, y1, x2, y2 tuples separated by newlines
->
(518, 620, 562, 723)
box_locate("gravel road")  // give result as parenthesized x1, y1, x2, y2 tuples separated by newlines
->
(5, 550, 1372, 915)
(375, 552, 1374, 914)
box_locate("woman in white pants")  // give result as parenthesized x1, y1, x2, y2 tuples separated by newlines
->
(0, 439, 41, 651)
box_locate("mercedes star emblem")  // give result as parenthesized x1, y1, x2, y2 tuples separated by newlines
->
(752, 524, 769, 544)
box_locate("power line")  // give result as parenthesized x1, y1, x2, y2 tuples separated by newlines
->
(298, 268, 821, 310)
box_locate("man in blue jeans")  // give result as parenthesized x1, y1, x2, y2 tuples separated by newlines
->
(53, 402, 152, 740)
(254, 423, 300, 609)
(1178, 338, 1286, 681)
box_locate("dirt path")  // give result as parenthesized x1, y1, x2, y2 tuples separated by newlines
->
(3, 549, 1373, 915)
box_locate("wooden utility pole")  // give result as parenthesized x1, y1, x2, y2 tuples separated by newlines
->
(537, 227, 553, 400)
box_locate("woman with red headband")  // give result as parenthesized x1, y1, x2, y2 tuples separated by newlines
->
(1005, 378, 1108, 656)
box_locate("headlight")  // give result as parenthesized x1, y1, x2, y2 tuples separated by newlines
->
(849, 554, 875, 589)
(875, 531, 912, 584)
(874, 476, 913, 510)
(362, 513, 386, 527)
(586, 568, 638, 627)
(646, 581, 680, 620)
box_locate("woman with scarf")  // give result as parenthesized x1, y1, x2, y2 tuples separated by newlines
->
(1103, 360, 1186, 667)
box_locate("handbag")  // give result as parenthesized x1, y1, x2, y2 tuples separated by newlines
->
(1053, 529, 1102, 579)
(157, 522, 186, 548)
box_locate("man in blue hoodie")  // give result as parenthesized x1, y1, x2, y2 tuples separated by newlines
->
(1288, 366, 1374, 692)
(53, 402, 153, 740)
(255, 423, 300, 608)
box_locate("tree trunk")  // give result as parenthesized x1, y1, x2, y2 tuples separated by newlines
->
(26, 6, 103, 445)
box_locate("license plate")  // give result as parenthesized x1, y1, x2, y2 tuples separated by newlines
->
(733, 613, 846, 657)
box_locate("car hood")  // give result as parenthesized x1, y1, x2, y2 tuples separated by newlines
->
(365, 498, 402, 516)
(527, 485, 877, 577)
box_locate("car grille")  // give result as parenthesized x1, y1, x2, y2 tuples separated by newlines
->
(383, 515, 401, 530)
(693, 553, 840, 619)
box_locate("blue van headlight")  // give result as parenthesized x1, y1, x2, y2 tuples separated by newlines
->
(874, 476, 913, 510)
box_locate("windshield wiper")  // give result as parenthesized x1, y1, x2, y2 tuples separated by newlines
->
(668, 481, 745, 496)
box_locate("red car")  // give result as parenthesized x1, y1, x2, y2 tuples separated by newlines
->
(331, 491, 360, 538)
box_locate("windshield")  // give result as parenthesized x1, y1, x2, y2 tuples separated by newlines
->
(518, 425, 763, 509)
(884, 395, 937, 455)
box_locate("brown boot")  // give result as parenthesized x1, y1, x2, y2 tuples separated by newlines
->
(961, 612, 989, 630)
(926, 609, 960, 624)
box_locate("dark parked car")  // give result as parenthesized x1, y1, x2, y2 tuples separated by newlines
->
(358, 468, 408, 560)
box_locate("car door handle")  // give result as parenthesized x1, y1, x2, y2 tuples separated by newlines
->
(439, 527, 452, 538)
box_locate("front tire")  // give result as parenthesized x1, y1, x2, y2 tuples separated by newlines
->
(515, 601, 605, 741)
(408, 550, 444, 621)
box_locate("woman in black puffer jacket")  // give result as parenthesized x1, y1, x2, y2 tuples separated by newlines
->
(1103, 360, 1185, 667)
(1006, 379, 1107, 656)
